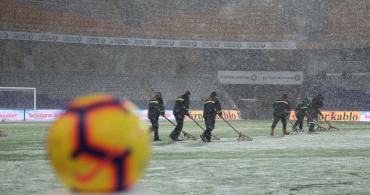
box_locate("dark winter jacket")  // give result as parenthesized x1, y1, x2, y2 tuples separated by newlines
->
(295, 103, 308, 116)
(148, 95, 165, 118)
(203, 96, 222, 118)
(310, 95, 324, 109)
(173, 94, 190, 116)
(308, 95, 324, 116)
(273, 98, 290, 117)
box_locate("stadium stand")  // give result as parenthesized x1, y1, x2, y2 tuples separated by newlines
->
(0, 0, 130, 37)
(324, 0, 368, 40)
(0, 0, 296, 42)
(143, 3, 292, 41)
(305, 82, 370, 111)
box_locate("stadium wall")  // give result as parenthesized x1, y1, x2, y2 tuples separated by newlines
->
(1, 37, 368, 114)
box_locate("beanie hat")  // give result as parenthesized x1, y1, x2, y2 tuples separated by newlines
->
(155, 92, 162, 97)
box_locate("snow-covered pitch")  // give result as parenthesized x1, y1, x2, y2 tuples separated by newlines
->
(0, 120, 369, 194)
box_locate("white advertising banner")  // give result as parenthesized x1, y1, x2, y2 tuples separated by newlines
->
(26, 110, 66, 121)
(218, 71, 303, 85)
(0, 30, 296, 50)
(361, 111, 370, 122)
(0, 110, 25, 121)
(0, 109, 175, 122)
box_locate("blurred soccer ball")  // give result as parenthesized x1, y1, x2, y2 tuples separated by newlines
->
(47, 94, 150, 192)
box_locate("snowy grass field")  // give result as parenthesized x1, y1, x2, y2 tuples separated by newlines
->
(0, 120, 369, 194)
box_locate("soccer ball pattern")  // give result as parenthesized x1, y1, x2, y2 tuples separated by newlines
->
(47, 94, 150, 192)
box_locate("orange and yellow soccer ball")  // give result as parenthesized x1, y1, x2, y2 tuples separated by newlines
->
(47, 94, 150, 192)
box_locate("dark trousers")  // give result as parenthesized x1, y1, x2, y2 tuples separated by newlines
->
(170, 114, 184, 139)
(293, 113, 305, 130)
(271, 113, 287, 129)
(307, 108, 319, 131)
(203, 116, 216, 140)
(149, 116, 159, 139)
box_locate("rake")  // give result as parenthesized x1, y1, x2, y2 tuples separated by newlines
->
(322, 117, 340, 131)
(287, 117, 295, 126)
(313, 119, 328, 131)
(221, 117, 253, 141)
(163, 115, 197, 140)
(188, 115, 221, 140)
(0, 130, 7, 137)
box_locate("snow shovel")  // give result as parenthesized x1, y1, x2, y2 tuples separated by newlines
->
(287, 117, 295, 126)
(313, 119, 328, 131)
(188, 115, 221, 140)
(221, 117, 253, 141)
(322, 117, 340, 131)
(0, 130, 7, 137)
(163, 115, 197, 140)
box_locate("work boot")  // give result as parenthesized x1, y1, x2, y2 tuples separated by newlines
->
(154, 137, 162, 141)
(270, 128, 275, 135)
(200, 134, 207, 142)
(205, 135, 211, 142)
(308, 126, 315, 133)
(154, 133, 161, 141)
(283, 129, 290, 135)
(200, 133, 210, 142)
(169, 134, 182, 141)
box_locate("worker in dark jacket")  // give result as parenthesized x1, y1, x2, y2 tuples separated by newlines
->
(307, 94, 324, 132)
(200, 91, 222, 142)
(271, 94, 291, 135)
(169, 91, 191, 141)
(292, 98, 309, 132)
(148, 92, 165, 141)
